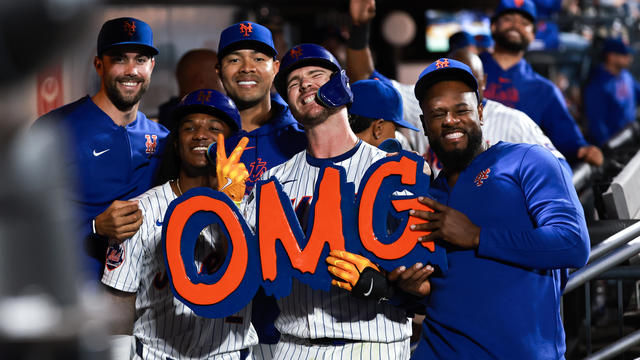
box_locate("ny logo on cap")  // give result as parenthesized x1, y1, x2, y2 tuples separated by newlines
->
(239, 22, 253, 37)
(514, 0, 524, 7)
(123, 20, 137, 36)
(197, 90, 212, 103)
(435, 59, 450, 69)
(289, 47, 303, 60)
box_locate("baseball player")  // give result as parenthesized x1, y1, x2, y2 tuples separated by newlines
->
(394, 58, 590, 358)
(480, 0, 603, 166)
(213, 21, 307, 359)
(242, 43, 413, 360)
(424, 48, 570, 177)
(584, 37, 640, 146)
(102, 89, 258, 360)
(215, 21, 307, 195)
(348, 79, 420, 149)
(31, 17, 169, 280)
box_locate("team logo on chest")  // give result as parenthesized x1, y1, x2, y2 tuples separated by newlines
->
(145, 134, 158, 154)
(105, 243, 125, 271)
(474, 168, 491, 187)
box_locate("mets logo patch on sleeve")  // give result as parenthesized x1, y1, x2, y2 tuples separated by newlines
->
(105, 243, 125, 271)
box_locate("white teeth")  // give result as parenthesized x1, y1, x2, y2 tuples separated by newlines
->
(238, 81, 257, 86)
(192, 147, 208, 151)
(121, 82, 138, 86)
(445, 132, 464, 140)
(302, 95, 315, 105)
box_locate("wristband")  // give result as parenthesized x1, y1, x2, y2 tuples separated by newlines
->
(348, 22, 371, 50)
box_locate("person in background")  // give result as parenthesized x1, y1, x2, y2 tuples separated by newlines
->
(348, 79, 419, 149)
(480, 0, 603, 166)
(448, 31, 477, 54)
(584, 37, 640, 146)
(157, 48, 224, 130)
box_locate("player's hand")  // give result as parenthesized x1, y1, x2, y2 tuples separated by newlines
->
(94, 200, 143, 243)
(326, 249, 393, 301)
(409, 197, 480, 249)
(577, 145, 603, 166)
(387, 263, 434, 298)
(350, 0, 376, 26)
(216, 134, 249, 204)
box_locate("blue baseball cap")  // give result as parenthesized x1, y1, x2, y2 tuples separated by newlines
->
(602, 38, 633, 55)
(97, 17, 158, 56)
(449, 31, 476, 52)
(350, 80, 419, 132)
(414, 58, 479, 103)
(492, 0, 537, 23)
(218, 21, 277, 60)
(474, 34, 494, 49)
(173, 89, 242, 132)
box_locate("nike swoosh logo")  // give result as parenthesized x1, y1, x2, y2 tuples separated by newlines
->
(93, 148, 110, 156)
(156, 218, 162, 227)
(281, 179, 297, 185)
(363, 278, 374, 297)
(220, 177, 233, 191)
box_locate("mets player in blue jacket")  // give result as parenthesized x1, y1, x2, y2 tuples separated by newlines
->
(213, 21, 307, 360)
(584, 37, 640, 146)
(214, 21, 307, 196)
(480, 0, 603, 166)
(32, 17, 168, 281)
(389, 58, 590, 359)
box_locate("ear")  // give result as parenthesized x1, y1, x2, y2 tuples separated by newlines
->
(477, 101, 484, 126)
(272, 58, 280, 74)
(93, 56, 103, 75)
(419, 114, 428, 134)
(149, 57, 156, 72)
(372, 119, 385, 140)
(215, 62, 221, 76)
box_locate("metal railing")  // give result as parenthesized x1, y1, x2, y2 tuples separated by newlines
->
(564, 221, 640, 359)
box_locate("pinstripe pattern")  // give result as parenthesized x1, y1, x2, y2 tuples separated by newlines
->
(275, 335, 409, 360)
(244, 141, 411, 359)
(102, 181, 258, 360)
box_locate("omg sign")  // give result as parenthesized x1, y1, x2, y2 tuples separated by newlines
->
(163, 151, 447, 318)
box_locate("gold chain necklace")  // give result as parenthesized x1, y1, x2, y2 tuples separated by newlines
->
(175, 178, 183, 196)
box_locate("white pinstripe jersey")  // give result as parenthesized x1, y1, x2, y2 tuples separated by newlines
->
(102, 181, 258, 360)
(426, 99, 564, 177)
(243, 141, 412, 342)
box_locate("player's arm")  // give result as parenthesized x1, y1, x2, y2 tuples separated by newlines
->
(412, 147, 590, 269)
(326, 250, 435, 302)
(94, 200, 143, 243)
(346, 0, 376, 82)
(103, 285, 136, 335)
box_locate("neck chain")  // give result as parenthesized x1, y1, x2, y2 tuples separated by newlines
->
(175, 178, 183, 196)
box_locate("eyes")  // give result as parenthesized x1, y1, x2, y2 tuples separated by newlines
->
(224, 54, 268, 65)
(430, 108, 471, 120)
(181, 123, 224, 135)
(110, 55, 150, 64)
(287, 72, 328, 92)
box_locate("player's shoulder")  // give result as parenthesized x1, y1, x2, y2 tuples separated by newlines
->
(132, 111, 169, 136)
(494, 141, 556, 162)
(33, 96, 93, 127)
(263, 149, 307, 179)
(132, 182, 173, 210)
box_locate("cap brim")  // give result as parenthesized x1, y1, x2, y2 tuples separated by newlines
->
(99, 42, 159, 56)
(392, 118, 420, 132)
(414, 67, 478, 103)
(219, 40, 277, 60)
(172, 104, 239, 132)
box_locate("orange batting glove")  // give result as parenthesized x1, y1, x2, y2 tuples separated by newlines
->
(214, 134, 249, 205)
(326, 249, 393, 301)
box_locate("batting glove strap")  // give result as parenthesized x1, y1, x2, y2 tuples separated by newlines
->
(350, 267, 395, 302)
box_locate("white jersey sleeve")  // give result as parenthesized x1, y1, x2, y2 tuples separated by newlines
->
(483, 99, 565, 160)
(391, 80, 427, 155)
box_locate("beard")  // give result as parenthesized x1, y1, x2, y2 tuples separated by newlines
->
(430, 126, 484, 174)
(105, 76, 148, 112)
(493, 28, 531, 53)
(290, 98, 339, 129)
